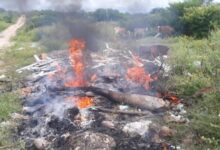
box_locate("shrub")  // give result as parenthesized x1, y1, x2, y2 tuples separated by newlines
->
(166, 30, 220, 148)
(182, 5, 220, 38)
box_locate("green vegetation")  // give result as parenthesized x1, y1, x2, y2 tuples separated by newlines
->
(0, 0, 220, 149)
(182, 5, 220, 38)
(0, 92, 21, 121)
(2, 28, 42, 70)
(0, 16, 43, 148)
(0, 10, 18, 31)
(166, 30, 220, 149)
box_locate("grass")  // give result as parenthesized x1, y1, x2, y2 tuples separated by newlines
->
(0, 21, 43, 149)
(0, 92, 25, 149)
(0, 11, 220, 149)
(0, 21, 10, 31)
(164, 31, 220, 149)
(0, 92, 21, 121)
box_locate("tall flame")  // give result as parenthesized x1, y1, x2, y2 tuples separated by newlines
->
(65, 39, 93, 109)
(65, 39, 86, 87)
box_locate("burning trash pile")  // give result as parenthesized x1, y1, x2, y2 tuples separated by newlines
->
(15, 39, 187, 149)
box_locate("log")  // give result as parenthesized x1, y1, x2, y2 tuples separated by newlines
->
(50, 86, 167, 111)
(90, 87, 166, 111)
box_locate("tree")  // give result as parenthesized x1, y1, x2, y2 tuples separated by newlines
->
(92, 9, 123, 22)
(182, 5, 220, 38)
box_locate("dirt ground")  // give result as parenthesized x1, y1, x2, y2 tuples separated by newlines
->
(0, 15, 26, 50)
(0, 15, 25, 74)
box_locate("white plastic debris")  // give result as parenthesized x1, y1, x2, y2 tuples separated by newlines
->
(0, 74, 6, 79)
(123, 120, 152, 137)
(118, 105, 129, 110)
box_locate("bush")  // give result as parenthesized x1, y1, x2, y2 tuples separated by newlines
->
(166, 30, 220, 148)
(182, 5, 220, 38)
(0, 11, 18, 31)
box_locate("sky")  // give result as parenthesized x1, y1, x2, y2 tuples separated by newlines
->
(0, 0, 220, 13)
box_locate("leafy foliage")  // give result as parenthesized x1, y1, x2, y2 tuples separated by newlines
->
(92, 9, 124, 22)
(0, 92, 21, 121)
(167, 30, 220, 148)
(182, 5, 220, 38)
(0, 11, 18, 31)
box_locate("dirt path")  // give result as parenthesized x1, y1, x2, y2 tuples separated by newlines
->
(0, 15, 26, 50)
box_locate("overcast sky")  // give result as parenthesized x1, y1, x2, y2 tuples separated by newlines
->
(0, 0, 220, 13)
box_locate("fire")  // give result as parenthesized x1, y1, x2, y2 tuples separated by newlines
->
(127, 67, 152, 90)
(126, 52, 154, 90)
(167, 95, 180, 104)
(163, 93, 180, 105)
(65, 39, 86, 87)
(65, 39, 93, 108)
(76, 97, 93, 109)
(66, 96, 93, 109)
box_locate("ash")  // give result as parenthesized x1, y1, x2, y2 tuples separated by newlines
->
(15, 45, 183, 150)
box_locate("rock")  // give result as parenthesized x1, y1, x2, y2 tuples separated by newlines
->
(85, 91, 95, 97)
(33, 138, 48, 150)
(68, 131, 116, 150)
(101, 120, 115, 129)
(159, 126, 174, 138)
(123, 120, 152, 137)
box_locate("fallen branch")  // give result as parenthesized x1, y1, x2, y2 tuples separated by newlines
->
(90, 87, 166, 111)
(51, 86, 167, 111)
(91, 107, 153, 116)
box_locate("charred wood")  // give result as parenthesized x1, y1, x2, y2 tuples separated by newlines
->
(50, 86, 167, 111)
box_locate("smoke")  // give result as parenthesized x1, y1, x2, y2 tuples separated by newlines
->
(44, 0, 83, 12)
(0, 0, 181, 13)
(38, 13, 101, 52)
(0, 0, 83, 12)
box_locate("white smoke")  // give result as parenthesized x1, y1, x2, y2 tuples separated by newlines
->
(0, 0, 219, 13)
(0, 0, 182, 13)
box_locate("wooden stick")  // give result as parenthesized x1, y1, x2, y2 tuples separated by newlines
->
(92, 107, 153, 116)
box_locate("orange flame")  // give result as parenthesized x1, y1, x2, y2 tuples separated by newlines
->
(127, 52, 154, 90)
(162, 93, 180, 105)
(167, 94, 180, 105)
(65, 39, 86, 87)
(65, 39, 93, 108)
(127, 67, 152, 90)
(66, 96, 93, 109)
(76, 97, 93, 109)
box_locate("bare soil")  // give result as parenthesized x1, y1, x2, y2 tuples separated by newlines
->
(0, 15, 26, 50)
